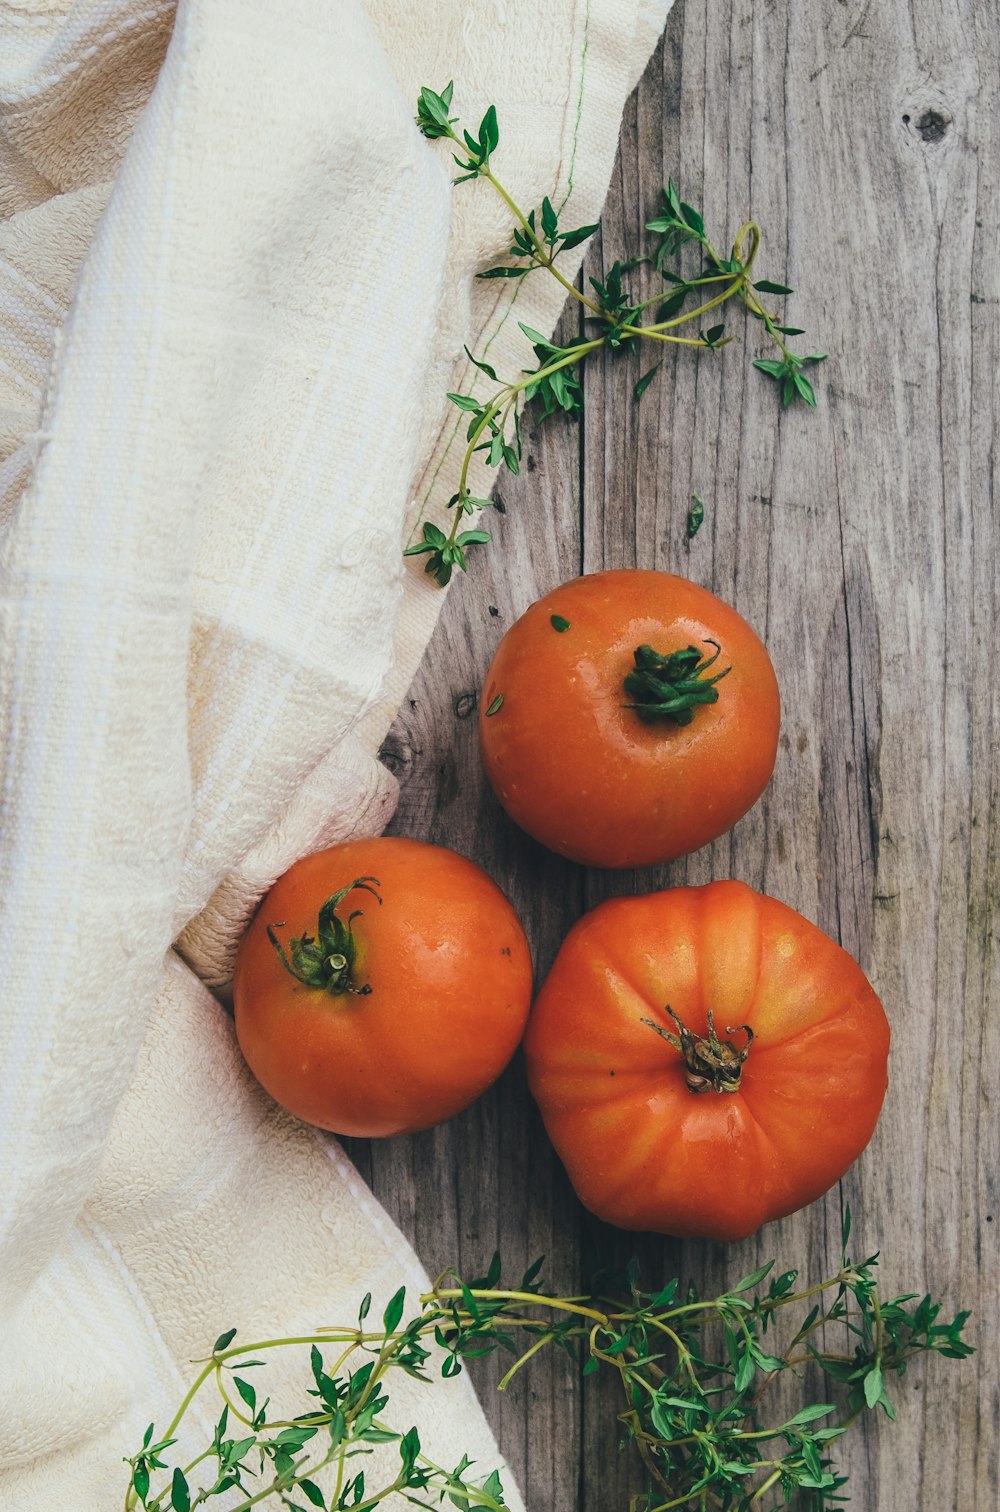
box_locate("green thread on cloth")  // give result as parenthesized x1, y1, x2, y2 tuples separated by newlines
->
(413, 285, 524, 523)
(558, 0, 591, 212)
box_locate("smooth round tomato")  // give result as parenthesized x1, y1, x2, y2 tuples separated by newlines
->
(233, 837, 533, 1137)
(524, 881, 889, 1241)
(478, 569, 780, 868)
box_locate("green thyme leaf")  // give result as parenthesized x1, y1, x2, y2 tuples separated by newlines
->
(634, 364, 660, 401)
(478, 265, 531, 279)
(687, 494, 705, 538)
(557, 222, 599, 251)
(170, 1467, 190, 1512)
(463, 347, 499, 381)
(732, 1261, 776, 1294)
(383, 1287, 406, 1334)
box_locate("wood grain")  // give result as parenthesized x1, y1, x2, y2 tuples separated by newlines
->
(342, 0, 999, 1505)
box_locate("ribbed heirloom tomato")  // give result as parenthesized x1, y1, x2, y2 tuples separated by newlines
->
(478, 569, 780, 868)
(233, 837, 533, 1137)
(524, 881, 890, 1241)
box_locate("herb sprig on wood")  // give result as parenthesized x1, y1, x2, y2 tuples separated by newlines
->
(406, 83, 826, 585)
(124, 1215, 970, 1512)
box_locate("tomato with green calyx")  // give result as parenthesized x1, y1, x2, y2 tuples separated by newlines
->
(233, 837, 533, 1137)
(524, 880, 890, 1241)
(478, 569, 780, 868)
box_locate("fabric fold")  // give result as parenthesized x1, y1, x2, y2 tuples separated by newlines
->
(0, 0, 672, 1503)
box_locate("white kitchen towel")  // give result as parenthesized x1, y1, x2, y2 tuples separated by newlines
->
(0, 0, 670, 1505)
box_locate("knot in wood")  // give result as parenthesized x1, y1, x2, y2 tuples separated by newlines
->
(916, 109, 950, 142)
(902, 104, 953, 144)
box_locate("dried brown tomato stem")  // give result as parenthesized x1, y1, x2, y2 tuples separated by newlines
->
(642, 1005, 753, 1093)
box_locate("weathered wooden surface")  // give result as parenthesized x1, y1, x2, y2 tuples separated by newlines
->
(343, 1, 999, 1507)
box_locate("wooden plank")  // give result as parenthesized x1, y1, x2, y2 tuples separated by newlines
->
(344, 0, 998, 1506)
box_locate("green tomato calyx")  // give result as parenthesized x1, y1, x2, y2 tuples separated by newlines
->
(624, 640, 730, 725)
(643, 1005, 753, 1093)
(267, 877, 382, 996)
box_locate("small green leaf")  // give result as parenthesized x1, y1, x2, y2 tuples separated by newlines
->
(541, 196, 558, 241)
(415, 83, 456, 139)
(753, 278, 794, 295)
(665, 179, 683, 219)
(383, 1286, 406, 1334)
(447, 392, 484, 412)
(298, 1479, 326, 1507)
(732, 1261, 775, 1294)
(634, 364, 660, 401)
(686, 494, 705, 539)
(550, 615, 571, 632)
(477, 265, 531, 279)
(657, 289, 688, 321)
(753, 358, 787, 379)
(271, 1426, 318, 1450)
(400, 1425, 422, 1476)
(864, 1365, 885, 1408)
(786, 1404, 837, 1427)
(170, 1467, 191, 1512)
(234, 1377, 256, 1413)
(520, 1255, 545, 1289)
(680, 201, 705, 236)
(485, 694, 504, 716)
(558, 222, 599, 251)
(403, 520, 448, 559)
(518, 322, 560, 351)
(793, 371, 817, 407)
(463, 346, 499, 382)
(483, 1468, 504, 1502)
(734, 1349, 756, 1394)
(214, 1328, 237, 1352)
(753, 1348, 786, 1372)
(723, 1322, 740, 1373)
(479, 104, 499, 155)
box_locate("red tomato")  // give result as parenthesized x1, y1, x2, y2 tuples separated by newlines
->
(233, 837, 533, 1137)
(478, 569, 780, 868)
(523, 881, 890, 1241)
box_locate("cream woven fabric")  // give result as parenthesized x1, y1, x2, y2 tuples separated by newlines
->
(0, 0, 670, 1503)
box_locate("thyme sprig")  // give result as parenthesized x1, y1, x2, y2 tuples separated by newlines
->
(124, 1217, 971, 1512)
(406, 83, 826, 585)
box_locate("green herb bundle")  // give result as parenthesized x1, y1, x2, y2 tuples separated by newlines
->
(405, 84, 826, 585)
(124, 1214, 971, 1512)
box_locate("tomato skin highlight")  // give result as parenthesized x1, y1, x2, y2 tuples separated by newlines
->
(478, 570, 780, 868)
(523, 881, 890, 1242)
(233, 837, 533, 1137)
